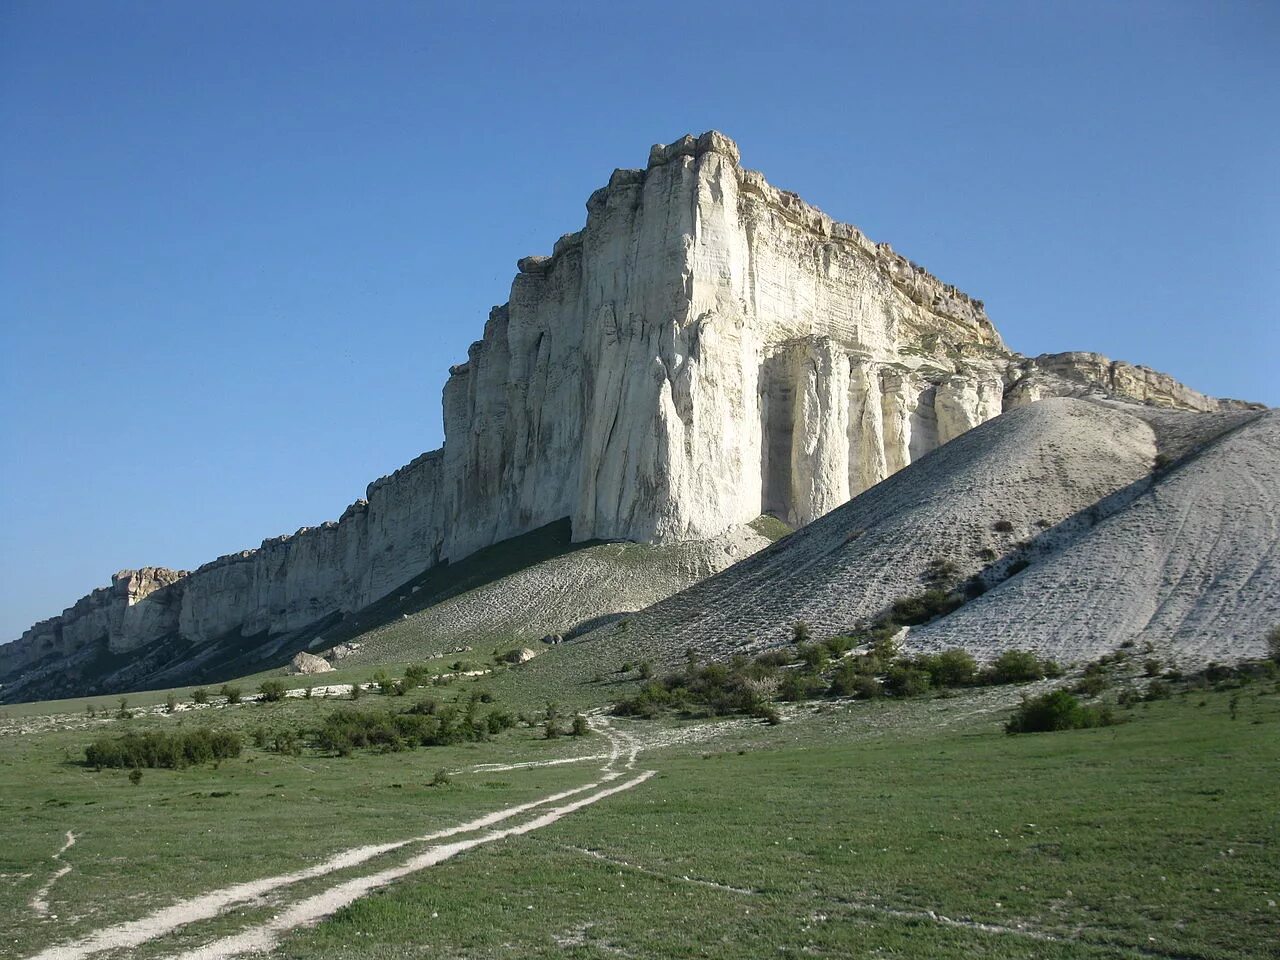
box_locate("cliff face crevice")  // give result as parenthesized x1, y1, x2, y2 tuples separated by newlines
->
(3, 131, 1258, 688)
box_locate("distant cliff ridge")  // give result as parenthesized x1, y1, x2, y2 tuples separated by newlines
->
(1, 131, 1259, 693)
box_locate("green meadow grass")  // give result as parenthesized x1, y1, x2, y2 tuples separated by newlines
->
(278, 684, 1280, 959)
(2, 676, 1276, 959)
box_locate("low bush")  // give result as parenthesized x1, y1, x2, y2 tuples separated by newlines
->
(1005, 691, 1118, 734)
(915, 649, 978, 687)
(259, 680, 287, 702)
(314, 700, 512, 757)
(220, 685, 242, 705)
(403, 663, 433, 685)
(889, 589, 964, 626)
(828, 665, 881, 699)
(1073, 672, 1109, 697)
(86, 728, 243, 769)
(884, 664, 931, 697)
(987, 649, 1060, 684)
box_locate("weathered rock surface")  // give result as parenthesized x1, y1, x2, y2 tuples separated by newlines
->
(287, 651, 335, 675)
(1, 131, 1259, 697)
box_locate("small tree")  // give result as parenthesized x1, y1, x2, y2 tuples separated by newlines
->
(571, 712, 590, 737)
(791, 621, 811, 644)
(116, 698, 132, 720)
(128, 768, 143, 786)
(164, 692, 178, 714)
(220, 685, 242, 705)
(638, 660, 653, 680)
(191, 688, 210, 705)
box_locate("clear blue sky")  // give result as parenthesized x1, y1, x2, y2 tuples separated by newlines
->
(1, 1, 1276, 642)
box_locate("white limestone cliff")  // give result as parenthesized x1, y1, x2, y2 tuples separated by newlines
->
(2, 131, 1258, 682)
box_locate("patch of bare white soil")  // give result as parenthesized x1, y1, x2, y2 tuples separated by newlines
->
(28, 831, 76, 918)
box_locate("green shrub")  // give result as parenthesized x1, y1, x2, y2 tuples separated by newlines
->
(272, 730, 302, 756)
(986, 649, 1051, 684)
(796, 643, 829, 670)
(638, 660, 653, 680)
(921, 649, 978, 687)
(993, 519, 1015, 533)
(259, 680, 287, 702)
(1267, 626, 1280, 664)
(889, 589, 963, 626)
(128, 768, 143, 786)
(1144, 680, 1173, 701)
(828, 666, 880, 699)
(350, 682, 363, 700)
(571, 713, 590, 737)
(220, 685, 242, 705)
(85, 728, 243, 769)
(884, 664, 931, 697)
(822, 635, 856, 658)
(755, 703, 782, 725)
(431, 769, 451, 787)
(315, 703, 494, 757)
(779, 671, 826, 701)
(792, 621, 811, 644)
(923, 557, 960, 585)
(1073, 672, 1109, 697)
(165, 692, 178, 713)
(116, 698, 131, 720)
(1005, 691, 1117, 734)
(403, 663, 432, 686)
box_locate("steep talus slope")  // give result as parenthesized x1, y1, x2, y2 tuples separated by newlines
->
(521, 398, 1269, 684)
(911, 409, 1280, 663)
(554, 399, 1158, 657)
(342, 525, 770, 665)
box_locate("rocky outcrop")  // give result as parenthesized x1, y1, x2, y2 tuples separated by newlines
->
(2, 131, 1258, 693)
(287, 651, 335, 675)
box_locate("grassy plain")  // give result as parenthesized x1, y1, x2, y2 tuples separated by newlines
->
(1, 666, 1276, 959)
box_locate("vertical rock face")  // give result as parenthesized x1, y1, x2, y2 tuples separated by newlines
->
(3, 131, 1257, 682)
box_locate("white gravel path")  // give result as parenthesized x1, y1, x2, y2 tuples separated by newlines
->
(22, 719, 649, 960)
